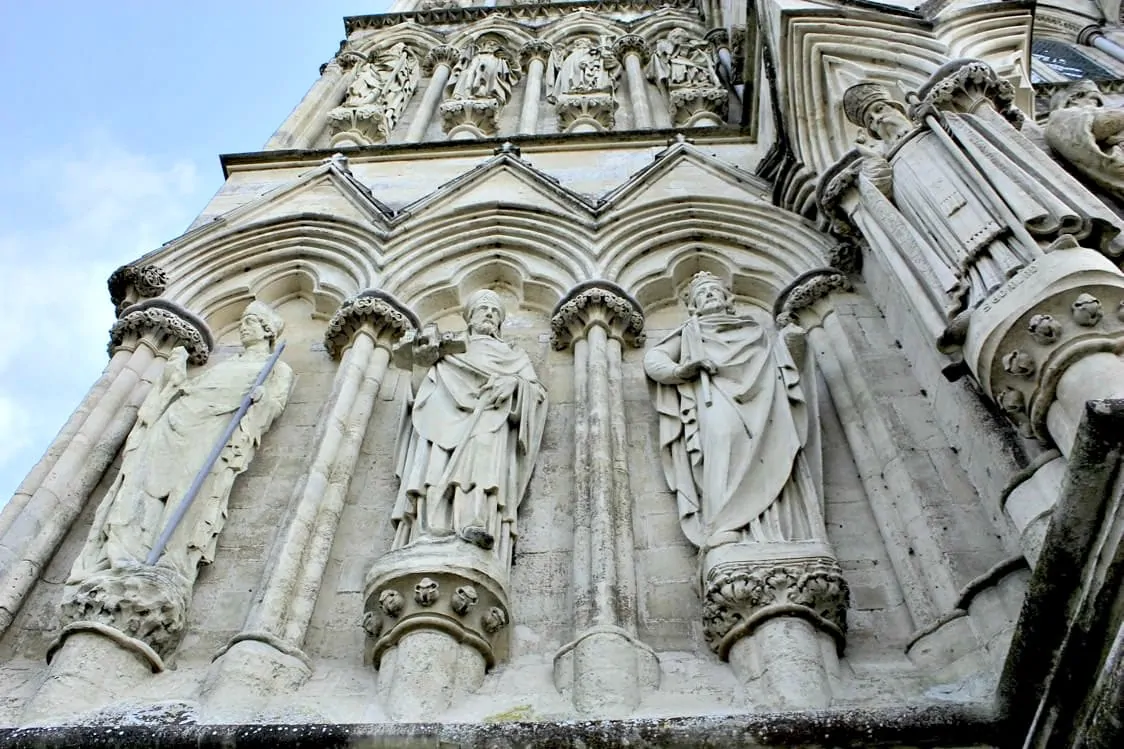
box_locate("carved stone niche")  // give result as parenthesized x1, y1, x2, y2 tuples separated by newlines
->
(363, 539, 511, 672)
(327, 44, 421, 147)
(48, 563, 191, 673)
(647, 29, 727, 127)
(440, 37, 521, 140)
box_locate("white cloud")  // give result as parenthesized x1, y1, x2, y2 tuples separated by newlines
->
(0, 133, 212, 508)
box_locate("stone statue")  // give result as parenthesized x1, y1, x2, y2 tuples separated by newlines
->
(329, 42, 420, 144)
(546, 37, 619, 101)
(392, 290, 547, 552)
(1045, 80, 1124, 202)
(647, 29, 721, 94)
(840, 74, 1119, 317)
(68, 301, 293, 587)
(446, 38, 518, 105)
(643, 273, 819, 550)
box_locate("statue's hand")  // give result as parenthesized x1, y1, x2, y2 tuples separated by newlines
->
(674, 359, 717, 380)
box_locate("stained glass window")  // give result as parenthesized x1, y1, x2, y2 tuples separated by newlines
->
(1031, 39, 1115, 81)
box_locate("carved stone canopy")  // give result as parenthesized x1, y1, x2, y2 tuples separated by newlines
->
(324, 289, 420, 359)
(550, 281, 645, 349)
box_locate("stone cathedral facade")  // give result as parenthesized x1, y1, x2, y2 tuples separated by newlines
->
(3, 1, 1124, 747)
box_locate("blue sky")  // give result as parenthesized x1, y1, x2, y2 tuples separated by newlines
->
(0, 2, 390, 505)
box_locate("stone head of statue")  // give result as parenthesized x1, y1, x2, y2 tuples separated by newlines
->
(843, 83, 913, 145)
(240, 301, 284, 350)
(1052, 80, 1104, 112)
(686, 271, 735, 317)
(463, 289, 506, 338)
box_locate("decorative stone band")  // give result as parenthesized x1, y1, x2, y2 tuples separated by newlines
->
(963, 248, 1124, 438)
(108, 298, 213, 365)
(323, 289, 420, 360)
(51, 563, 192, 671)
(550, 280, 645, 350)
(912, 58, 1021, 126)
(345, 0, 697, 33)
(107, 263, 168, 317)
(773, 268, 852, 327)
(702, 556, 850, 660)
(363, 569, 510, 670)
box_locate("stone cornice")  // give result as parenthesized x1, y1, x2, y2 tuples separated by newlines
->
(344, 0, 700, 34)
(324, 289, 420, 359)
(108, 299, 213, 364)
(550, 281, 645, 350)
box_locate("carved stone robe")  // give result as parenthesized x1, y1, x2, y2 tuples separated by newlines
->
(644, 313, 819, 550)
(70, 348, 292, 586)
(393, 333, 547, 548)
(447, 46, 515, 105)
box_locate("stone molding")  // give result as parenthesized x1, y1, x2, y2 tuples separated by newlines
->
(324, 289, 419, 359)
(774, 269, 852, 326)
(107, 298, 213, 365)
(345, 0, 697, 33)
(51, 563, 192, 671)
(550, 281, 645, 349)
(702, 556, 850, 660)
(107, 263, 167, 317)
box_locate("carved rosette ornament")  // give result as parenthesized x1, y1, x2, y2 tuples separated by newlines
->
(107, 263, 168, 316)
(550, 282, 645, 349)
(323, 289, 420, 359)
(50, 563, 191, 672)
(363, 567, 510, 669)
(107, 299, 213, 364)
(703, 557, 849, 659)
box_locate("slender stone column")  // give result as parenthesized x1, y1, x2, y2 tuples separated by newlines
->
(1079, 26, 1124, 66)
(706, 28, 741, 102)
(518, 41, 552, 135)
(613, 36, 653, 129)
(405, 46, 457, 143)
(0, 301, 212, 641)
(265, 52, 363, 150)
(200, 291, 418, 720)
(549, 282, 659, 717)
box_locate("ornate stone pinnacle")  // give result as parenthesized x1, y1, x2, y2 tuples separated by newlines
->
(612, 35, 650, 64)
(324, 289, 419, 360)
(423, 45, 459, 74)
(108, 299, 213, 364)
(550, 282, 645, 350)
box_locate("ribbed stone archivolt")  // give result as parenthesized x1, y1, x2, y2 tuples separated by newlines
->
(201, 289, 418, 720)
(642, 271, 846, 710)
(550, 281, 658, 717)
(364, 289, 547, 720)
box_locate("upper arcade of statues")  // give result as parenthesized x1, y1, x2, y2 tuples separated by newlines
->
(272, 0, 747, 149)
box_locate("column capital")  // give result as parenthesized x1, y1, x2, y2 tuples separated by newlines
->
(612, 35, 650, 65)
(705, 27, 730, 49)
(1078, 25, 1105, 46)
(107, 263, 167, 317)
(324, 289, 419, 359)
(773, 269, 852, 327)
(551, 281, 645, 350)
(423, 45, 459, 74)
(520, 40, 554, 66)
(913, 58, 1020, 124)
(108, 299, 213, 364)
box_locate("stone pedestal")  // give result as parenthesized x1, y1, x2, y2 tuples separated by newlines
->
(669, 87, 727, 127)
(440, 98, 500, 139)
(702, 542, 848, 710)
(364, 538, 509, 720)
(555, 93, 616, 133)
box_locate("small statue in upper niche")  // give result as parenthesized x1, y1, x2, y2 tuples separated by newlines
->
(546, 37, 619, 101)
(647, 29, 721, 94)
(69, 301, 293, 588)
(643, 273, 822, 550)
(446, 38, 519, 105)
(1045, 80, 1124, 202)
(392, 290, 547, 555)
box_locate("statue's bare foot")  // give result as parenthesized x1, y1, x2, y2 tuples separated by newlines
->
(460, 526, 494, 550)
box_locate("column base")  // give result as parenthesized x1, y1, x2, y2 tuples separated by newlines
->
(376, 630, 486, 721)
(552, 624, 660, 717)
(728, 616, 837, 710)
(198, 637, 311, 722)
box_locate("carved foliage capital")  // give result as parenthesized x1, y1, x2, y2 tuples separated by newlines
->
(704, 28, 730, 49)
(914, 58, 1021, 125)
(108, 299, 212, 364)
(612, 35, 650, 64)
(55, 563, 191, 668)
(424, 45, 459, 74)
(550, 282, 645, 350)
(108, 263, 168, 317)
(324, 290, 419, 360)
(520, 40, 554, 66)
(774, 269, 852, 327)
(702, 557, 849, 659)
